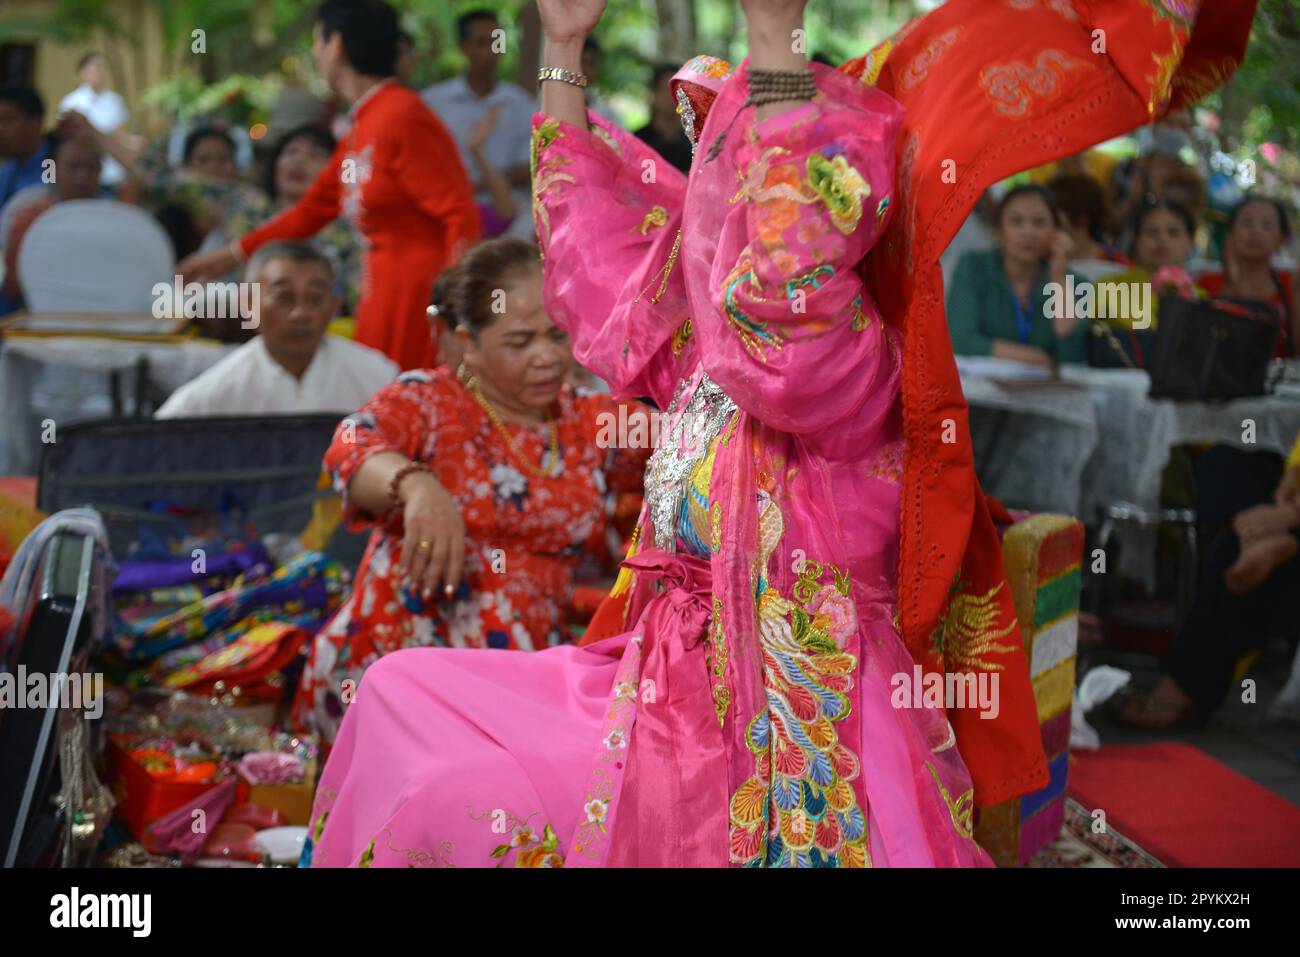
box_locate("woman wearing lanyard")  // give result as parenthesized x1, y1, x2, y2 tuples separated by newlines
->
(947, 183, 1084, 369)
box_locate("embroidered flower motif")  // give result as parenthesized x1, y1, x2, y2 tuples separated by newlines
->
(808, 584, 858, 643)
(516, 845, 565, 868)
(770, 250, 800, 276)
(603, 729, 628, 750)
(510, 826, 538, 847)
(806, 152, 870, 235)
(584, 797, 609, 825)
(614, 680, 637, 700)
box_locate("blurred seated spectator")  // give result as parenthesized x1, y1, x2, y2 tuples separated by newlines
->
(0, 86, 50, 211)
(155, 241, 396, 418)
(67, 113, 266, 257)
(634, 63, 693, 175)
(203, 124, 363, 313)
(1, 131, 105, 312)
(1109, 148, 1206, 257)
(1122, 433, 1300, 728)
(1048, 172, 1128, 264)
(946, 184, 1085, 369)
(1197, 195, 1296, 357)
(180, 127, 238, 181)
(1094, 199, 1202, 331)
(58, 52, 130, 189)
(291, 237, 651, 741)
(0, 86, 51, 314)
(940, 189, 996, 292)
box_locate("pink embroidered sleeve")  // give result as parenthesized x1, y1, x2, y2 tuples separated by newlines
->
(690, 69, 906, 444)
(531, 111, 691, 409)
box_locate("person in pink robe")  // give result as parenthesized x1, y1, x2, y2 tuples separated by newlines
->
(306, 0, 987, 870)
(302, 0, 1251, 867)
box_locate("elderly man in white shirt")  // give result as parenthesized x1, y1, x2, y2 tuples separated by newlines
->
(156, 241, 397, 419)
(422, 9, 534, 237)
(59, 52, 129, 187)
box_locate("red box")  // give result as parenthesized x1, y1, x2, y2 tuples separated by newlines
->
(108, 736, 248, 841)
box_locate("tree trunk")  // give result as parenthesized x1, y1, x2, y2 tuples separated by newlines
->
(516, 1, 542, 92)
(654, 0, 697, 65)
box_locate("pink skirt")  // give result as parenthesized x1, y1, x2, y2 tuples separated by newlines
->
(306, 549, 992, 868)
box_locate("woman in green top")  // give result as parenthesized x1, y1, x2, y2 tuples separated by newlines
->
(947, 183, 1083, 369)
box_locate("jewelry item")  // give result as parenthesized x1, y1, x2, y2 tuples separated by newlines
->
(746, 67, 817, 107)
(418, 540, 433, 551)
(458, 362, 559, 479)
(388, 461, 432, 509)
(703, 65, 817, 163)
(537, 67, 589, 89)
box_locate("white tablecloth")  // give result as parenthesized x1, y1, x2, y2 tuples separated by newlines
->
(963, 365, 1300, 585)
(0, 336, 232, 475)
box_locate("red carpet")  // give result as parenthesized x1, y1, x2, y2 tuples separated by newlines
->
(1069, 743, 1300, 867)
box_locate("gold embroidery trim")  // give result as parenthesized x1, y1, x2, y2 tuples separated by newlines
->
(927, 763, 975, 840)
(634, 227, 683, 305)
(671, 317, 693, 357)
(635, 205, 669, 235)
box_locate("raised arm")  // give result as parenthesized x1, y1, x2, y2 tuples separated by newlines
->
(537, 0, 605, 129)
(533, 0, 691, 408)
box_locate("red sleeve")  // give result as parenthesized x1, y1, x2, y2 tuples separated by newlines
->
(238, 147, 344, 256)
(386, 109, 481, 261)
(325, 373, 439, 531)
(1198, 271, 1224, 297)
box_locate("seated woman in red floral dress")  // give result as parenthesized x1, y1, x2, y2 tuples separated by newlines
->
(293, 238, 650, 741)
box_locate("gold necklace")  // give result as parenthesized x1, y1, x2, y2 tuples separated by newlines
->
(459, 363, 559, 479)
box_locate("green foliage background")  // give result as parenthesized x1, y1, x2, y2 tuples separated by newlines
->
(5, 0, 1295, 153)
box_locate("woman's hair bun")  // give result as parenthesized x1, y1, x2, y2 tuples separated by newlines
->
(429, 238, 540, 335)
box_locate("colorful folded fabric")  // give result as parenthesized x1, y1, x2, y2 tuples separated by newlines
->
(112, 543, 271, 594)
(113, 551, 344, 666)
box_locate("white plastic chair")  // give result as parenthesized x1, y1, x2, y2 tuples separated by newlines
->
(16, 199, 173, 313)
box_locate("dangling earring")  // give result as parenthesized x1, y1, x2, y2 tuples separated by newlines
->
(457, 360, 478, 390)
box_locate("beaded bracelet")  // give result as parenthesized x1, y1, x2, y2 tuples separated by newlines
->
(387, 461, 432, 510)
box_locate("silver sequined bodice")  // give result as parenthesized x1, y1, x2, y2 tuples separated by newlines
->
(643, 370, 737, 552)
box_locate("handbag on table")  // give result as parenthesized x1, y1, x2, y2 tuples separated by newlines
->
(1146, 293, 1282, 400)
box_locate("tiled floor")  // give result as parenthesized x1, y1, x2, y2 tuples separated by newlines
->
(1085, 642, 1300, 807)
